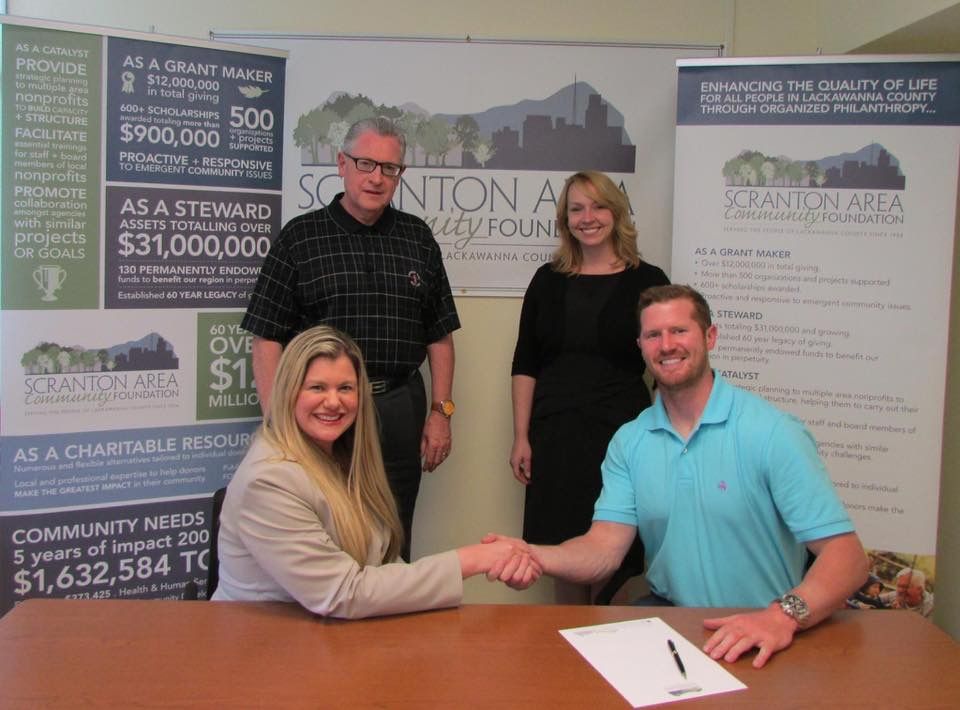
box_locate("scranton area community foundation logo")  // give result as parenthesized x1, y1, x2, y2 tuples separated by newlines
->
(22, 332, 181, 409)
(722, 142, 906, 229)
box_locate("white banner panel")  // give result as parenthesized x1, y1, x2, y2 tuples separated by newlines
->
(672, 56, 960, 613)
(213, 34, 720, 295)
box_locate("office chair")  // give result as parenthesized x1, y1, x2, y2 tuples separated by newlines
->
(181, 486, 227, 601)
(206, 486, 227, 599)
(593, 566, 643, 605)
(593, 536, 645, 605)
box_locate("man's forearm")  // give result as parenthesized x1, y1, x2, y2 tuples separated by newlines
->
(700, 532, 868, 669)
(793, 532, 869, 627)
(251, 336, 283, 417)
(533, 522, 635, 585)
(425, 334, 454, 402)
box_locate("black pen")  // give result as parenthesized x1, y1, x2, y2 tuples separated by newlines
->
(667, 639, 687, 678)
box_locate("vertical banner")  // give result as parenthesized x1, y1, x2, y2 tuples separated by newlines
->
(672, 57, 960, 616)
(213, 34, 720, 295)
(0, 17, 286, 614)
(1, 25, 102, 308)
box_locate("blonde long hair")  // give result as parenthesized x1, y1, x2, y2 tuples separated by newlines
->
(553, 170, 641, 274)
(260, 325, 402, 564)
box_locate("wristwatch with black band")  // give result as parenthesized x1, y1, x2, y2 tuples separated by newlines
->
(431, 400, 455, 418)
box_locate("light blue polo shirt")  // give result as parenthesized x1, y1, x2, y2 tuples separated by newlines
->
(594, 373, 853, 608)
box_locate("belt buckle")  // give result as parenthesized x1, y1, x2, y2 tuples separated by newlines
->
(370, 379, 388, 395)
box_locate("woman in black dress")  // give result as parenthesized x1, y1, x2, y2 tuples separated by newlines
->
(510, 170, 669, 603)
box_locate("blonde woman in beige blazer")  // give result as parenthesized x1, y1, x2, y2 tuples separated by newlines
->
(213, 325, 538, 618)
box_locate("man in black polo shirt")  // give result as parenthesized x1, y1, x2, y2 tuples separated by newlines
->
(242, 117, 460, 560)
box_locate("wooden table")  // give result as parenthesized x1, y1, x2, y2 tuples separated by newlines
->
(1, 600, 958, 708)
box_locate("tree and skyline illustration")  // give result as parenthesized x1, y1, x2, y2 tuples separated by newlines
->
(293, 80, 637, 172)
(722, 142, 905, 190)
(21, 333, 179, 374)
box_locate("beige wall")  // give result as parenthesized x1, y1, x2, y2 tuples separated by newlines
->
(7, 0, 959, 634)
(812, 0, 960, 53)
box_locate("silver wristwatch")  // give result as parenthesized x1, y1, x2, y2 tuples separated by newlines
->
(775, 592, 810, 628)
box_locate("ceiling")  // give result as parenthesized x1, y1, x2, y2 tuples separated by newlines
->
(852, 3, 960, 54)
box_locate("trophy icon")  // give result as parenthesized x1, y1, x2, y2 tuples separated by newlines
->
(32, 265, 67, 302)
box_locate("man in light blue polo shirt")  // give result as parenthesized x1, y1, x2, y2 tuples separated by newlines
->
(516, 284, 868, 669)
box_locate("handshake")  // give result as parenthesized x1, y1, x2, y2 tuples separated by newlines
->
(456, 533, 543, 589)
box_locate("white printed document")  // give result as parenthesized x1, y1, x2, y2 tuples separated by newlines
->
(560, 617, 746, 707)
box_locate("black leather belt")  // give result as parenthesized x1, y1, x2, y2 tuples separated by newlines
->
(369, 372, 414, 395)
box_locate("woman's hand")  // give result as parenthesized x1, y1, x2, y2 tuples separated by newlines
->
(510, 437, 532, 484)
(457, 537, 541, 589)
(510, 374, 535, 485)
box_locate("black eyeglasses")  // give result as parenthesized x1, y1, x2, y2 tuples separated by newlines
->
(342, 152, 405, 178)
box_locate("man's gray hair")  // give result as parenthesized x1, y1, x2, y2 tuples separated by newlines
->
(896, 567, 926, 587)
(343, 117, 406, 159)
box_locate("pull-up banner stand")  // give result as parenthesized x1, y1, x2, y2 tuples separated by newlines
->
(0, 16, 287, 614)
(672, 56, 960, 616)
